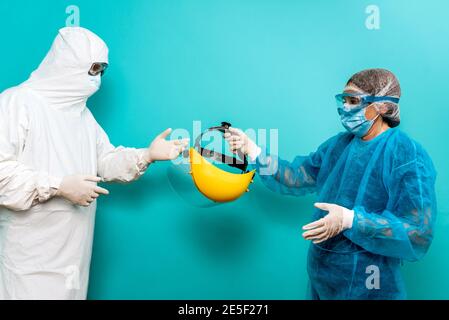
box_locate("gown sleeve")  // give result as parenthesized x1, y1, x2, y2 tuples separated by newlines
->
(253, 134, 341, 196)
(0, 90, 62, 211)
(95, 122, 150, 183)
(344, 143, 437, 262)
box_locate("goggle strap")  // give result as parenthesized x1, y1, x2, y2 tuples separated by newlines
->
(368, 96, 400, 104)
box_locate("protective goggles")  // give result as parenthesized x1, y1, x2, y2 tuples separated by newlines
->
(335, 93, 399, 111)
(88, 62, 108, 76)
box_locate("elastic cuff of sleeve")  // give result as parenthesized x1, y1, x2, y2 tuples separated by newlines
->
(48, 175, 63, 189)
(38, 175, 63, 202)
(136, 149, 150, 173)
(342, 208, 355, 230)
(254, 147, 278, 176)
(255, 146, 269, 167)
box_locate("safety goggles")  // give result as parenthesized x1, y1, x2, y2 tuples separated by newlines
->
(88, 62, 108, 76)
(335, 93, 399, 111)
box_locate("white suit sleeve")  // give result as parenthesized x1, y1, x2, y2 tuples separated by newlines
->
(96, 123, 149, 183)
(0, 91, 62, 211)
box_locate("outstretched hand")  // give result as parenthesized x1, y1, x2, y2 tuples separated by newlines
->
(145, 128, 189, 163)
(302, 203, 354, 244)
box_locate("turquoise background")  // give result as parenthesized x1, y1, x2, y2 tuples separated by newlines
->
(1, 0, 448, 299)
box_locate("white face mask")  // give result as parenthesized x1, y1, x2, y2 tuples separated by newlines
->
(89, 75, 102, 90)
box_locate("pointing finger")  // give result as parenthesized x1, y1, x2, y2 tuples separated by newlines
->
(94, 186, 110, 195)
(157, 128, 172, 140)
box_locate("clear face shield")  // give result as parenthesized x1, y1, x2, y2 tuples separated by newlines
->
(167, 122, 255, 208)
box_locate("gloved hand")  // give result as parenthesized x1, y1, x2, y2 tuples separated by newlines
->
(56, 175, 110, 207)
(302, 202, 354, 244)
(223, 127, 261, 161)
(145, 128, 189, 163)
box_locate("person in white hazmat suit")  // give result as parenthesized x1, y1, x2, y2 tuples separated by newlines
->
(0, 27, 188, 300)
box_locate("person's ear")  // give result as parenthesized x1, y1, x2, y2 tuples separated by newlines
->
(374, 102, 388, 116)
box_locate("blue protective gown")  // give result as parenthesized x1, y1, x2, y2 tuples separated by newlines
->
(253, 128, 437, 300)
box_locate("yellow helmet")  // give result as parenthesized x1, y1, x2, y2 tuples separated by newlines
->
(187, 122, 255, 203)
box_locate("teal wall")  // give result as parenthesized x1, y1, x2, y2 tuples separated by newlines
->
(1, 0, 448, 299)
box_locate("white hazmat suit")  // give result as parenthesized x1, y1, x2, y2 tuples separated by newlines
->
(0, 27, 151, 299)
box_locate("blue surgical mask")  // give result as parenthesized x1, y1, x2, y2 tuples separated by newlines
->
(338, 105, 380, 138)
(335, 93, 399, 137)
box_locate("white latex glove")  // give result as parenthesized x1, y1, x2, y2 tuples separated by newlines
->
(223, 127, 261, 161)
(302, 202, 354, 244)
(56, 175, 110, 207)
(145, 128, 189, 163)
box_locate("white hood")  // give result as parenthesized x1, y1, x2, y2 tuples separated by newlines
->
(21, 27, 109, 113)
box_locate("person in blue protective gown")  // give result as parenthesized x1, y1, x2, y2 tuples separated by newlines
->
(224, 69, 437, 300)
